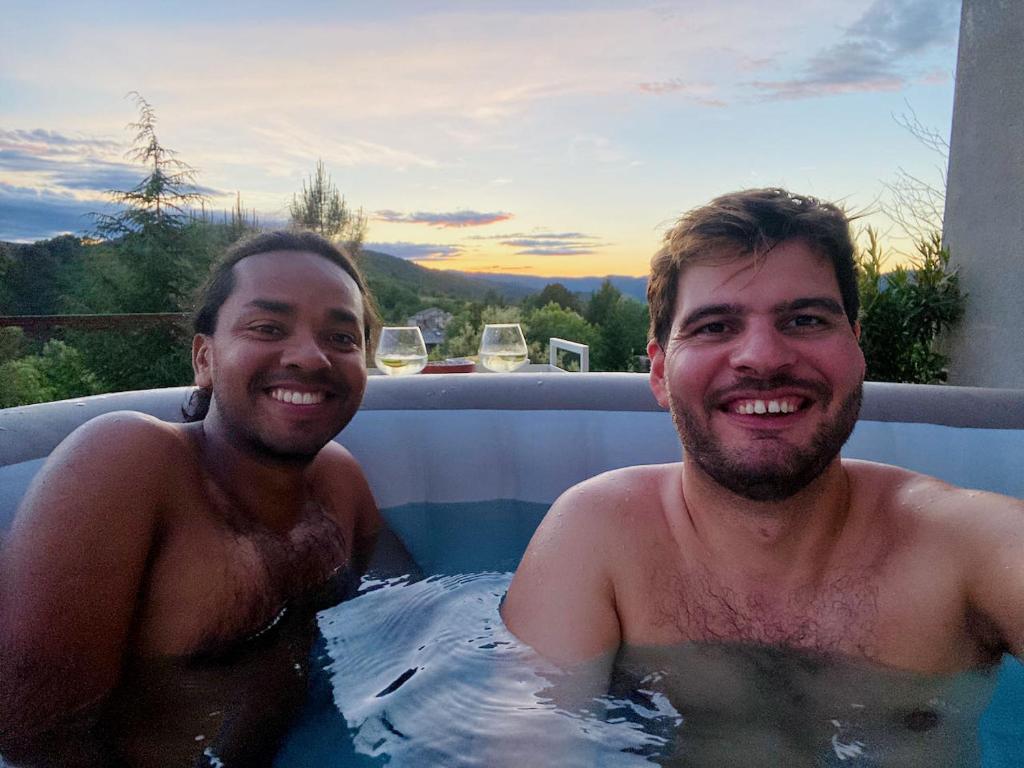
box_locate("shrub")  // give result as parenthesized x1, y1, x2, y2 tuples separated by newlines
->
(857, 229, 965, 384)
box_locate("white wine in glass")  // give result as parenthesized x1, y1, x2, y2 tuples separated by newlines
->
(479, 323, 529, 372)
(375, 326, 428, 375)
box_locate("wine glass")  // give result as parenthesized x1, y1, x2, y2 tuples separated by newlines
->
(479, 323, 529, 372)
(375, 326, 428, 375)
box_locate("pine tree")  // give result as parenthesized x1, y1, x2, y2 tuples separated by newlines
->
(289, 159, 366, 253)
(92, 92, 206, 238)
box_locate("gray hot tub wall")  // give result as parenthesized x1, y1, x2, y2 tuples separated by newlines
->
(2, 374, 1024, 532)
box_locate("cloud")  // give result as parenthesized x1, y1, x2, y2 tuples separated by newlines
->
(468, 230, 604, 256)
(749, 43, 904, 100)
(748, 0, 960, 101)
(373, 210, 513, 228)
(847, 0, 960, 54)
(469, 231, 590, 241)
(364, 241, 464, 261)
(1, 127, 226, 205)
(0, 182, 113, 241)
(515, 246, 598, 256)
(0, 147, 136, 189)
(637, 78, 728, 107)
(0, 128, 122, 156)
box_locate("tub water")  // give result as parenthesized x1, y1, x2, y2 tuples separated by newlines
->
(273, 500, 1024, 767)
(2, 375, 1023, 765)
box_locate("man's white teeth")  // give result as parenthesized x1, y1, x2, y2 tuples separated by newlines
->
(734, 399, 798, 415)
(270, 388, 325, 405)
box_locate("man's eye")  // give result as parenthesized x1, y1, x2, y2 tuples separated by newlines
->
(251, 324, 283, 336)
(329, 332, 359, 348)
(695, 321, 730, 335)
(788, 315, 825, 329)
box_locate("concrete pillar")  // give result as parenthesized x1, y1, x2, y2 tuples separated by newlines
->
(943, 0, 1024, 388)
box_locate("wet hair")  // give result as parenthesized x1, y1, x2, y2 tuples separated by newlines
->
(183, 230, 379, 422)
(647, 188, 859, 349)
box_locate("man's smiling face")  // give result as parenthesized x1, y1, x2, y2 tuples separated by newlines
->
(193, 249, 368, 460)
(649, 238, 865, 501)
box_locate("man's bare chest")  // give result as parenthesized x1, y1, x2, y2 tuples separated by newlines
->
(134, 505, 350, 656)
(644, 565, 881, 657)
(620, 553, 986, 671)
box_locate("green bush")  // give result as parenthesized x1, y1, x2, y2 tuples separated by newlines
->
(523, 303, 600, 367)
(0, 340, 104, 408)
(857, 229, 965, 384)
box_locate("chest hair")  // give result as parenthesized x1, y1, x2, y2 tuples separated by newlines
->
(652, 565, 880, 658)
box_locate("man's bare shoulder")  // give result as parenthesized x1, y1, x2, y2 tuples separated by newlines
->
(552, 462, 682, 525)
(844, 458, 1024, 577)
(846, 461, 1024, 659)
(309, 440, 380, 533)
(310, 439, 364, 477)
(844, 458, 1024, 524)
(21, 411, 194, 506)
(52, 410, 192, 465)
(503, 465, 682, 664)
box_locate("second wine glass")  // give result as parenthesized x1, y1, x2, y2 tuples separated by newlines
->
(479, 323, 529, 372)
(375, 326, 428, 375)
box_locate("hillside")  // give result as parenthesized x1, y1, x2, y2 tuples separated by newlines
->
(449, 271, 648, 302)
(357, 249, 533, 301)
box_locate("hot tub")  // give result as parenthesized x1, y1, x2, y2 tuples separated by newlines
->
(2, 374, 1023, 765)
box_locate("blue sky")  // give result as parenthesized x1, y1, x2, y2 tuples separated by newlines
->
(0, 0, 961, 276)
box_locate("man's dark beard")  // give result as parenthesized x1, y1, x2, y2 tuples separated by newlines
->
(671, 381, 863, 502)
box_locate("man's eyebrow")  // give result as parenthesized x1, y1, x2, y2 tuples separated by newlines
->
(778, 297, 846, 315)
(328, 308, 360, 324)
(242, 301, 359, 325)
(245, 299, 294, 315)
(679, 303, 744, 328)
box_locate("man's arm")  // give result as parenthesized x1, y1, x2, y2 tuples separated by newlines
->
(0, 412, 166, 759)
(960, 489, 1024, 658)
(501, 479, 622, 667)
(318, 442, 421, 586)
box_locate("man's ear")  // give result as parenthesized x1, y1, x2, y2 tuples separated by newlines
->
(853, 320, 862, 341)
(192, 334, 213, 388)
(648, 338, 670, 409)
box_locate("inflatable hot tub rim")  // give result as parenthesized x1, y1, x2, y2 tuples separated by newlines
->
(2, 374, 1024, 467)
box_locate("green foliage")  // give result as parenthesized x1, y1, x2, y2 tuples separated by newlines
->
(583, 280, 650, 371)
(0, 236, 84, 315)
(857, 228, 965, 384)
(523, 303, 599, 367)
(289, 159, 367, 253)
(439, 305, 523, 359)
(66, 326, 192, 393)
(0, 247, 11, 310)
(523, 283, 582, 314)
(92, 93, 206, 238)
(366, 274, 426, 325)
(0, 327, 29, 363)
(0, 340, 104, 408)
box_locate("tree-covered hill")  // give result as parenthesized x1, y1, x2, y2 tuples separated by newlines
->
(357, 249, 533, 303)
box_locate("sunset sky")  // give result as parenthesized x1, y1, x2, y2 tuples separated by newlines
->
(1, 0, 961, 277)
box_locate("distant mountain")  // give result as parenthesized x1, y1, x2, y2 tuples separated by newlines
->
(357, 250, 534, 301)
(358, 249, 648, 303)
(448, 271, 649, 302)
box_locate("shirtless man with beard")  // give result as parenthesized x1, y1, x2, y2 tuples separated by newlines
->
(502, 189, 1024, 766)
(0, 231, 398, 766)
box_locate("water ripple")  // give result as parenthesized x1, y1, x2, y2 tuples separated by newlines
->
(315, 573, 673, 766)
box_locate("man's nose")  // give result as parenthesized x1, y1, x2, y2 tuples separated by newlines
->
(281, 331, 330, 370)
(729, 323, 797, 376)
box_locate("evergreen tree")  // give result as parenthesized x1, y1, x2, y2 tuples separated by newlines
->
(584, 280, 648, 370)
(92, 92, 206, 238)
(289, 159, 367, 253)
(524, 283, 582, 314)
